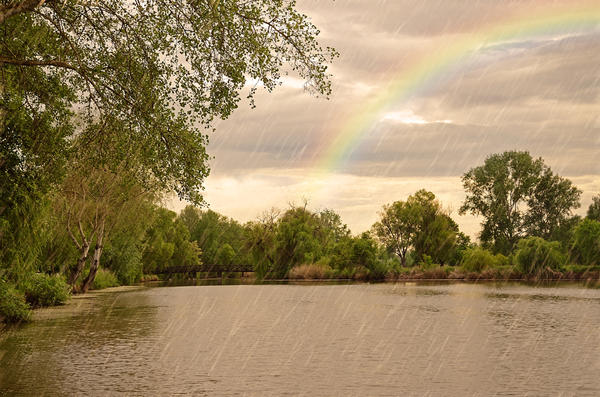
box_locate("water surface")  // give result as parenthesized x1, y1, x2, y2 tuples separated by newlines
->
(1, 282, 599, 396)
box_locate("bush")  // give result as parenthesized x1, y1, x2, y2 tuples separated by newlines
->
(0, 279, 31, 323)
(288, 264, 332, 279)
(461, 247, 502, 272)
(366, 260, 389, 280)
(22, 273, 70, 308)
(92, 268, 120, 290)
(515, 237, 565, 276)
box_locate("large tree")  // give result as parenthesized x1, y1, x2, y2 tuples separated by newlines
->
(460, 151, 581, 254)
(0, 0, 337, 203)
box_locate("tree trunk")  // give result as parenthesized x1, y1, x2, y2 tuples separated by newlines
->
(68, 242, 90, 287)
(81, 221, 104, 293)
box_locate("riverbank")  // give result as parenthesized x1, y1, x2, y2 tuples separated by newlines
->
(0, 285, 146, 332)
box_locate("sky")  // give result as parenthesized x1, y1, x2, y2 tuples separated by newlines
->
(174, 0, 600, 238)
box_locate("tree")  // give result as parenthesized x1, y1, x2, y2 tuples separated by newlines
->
(515, 237, 565, 276)
(587, 195, 600, 221)
(0, 49, 74, 281)
(142, 208, 201, 274)
(460, 151, 581, 254)
(0, 0, 337, 204)
(372, 190, 458, 266)
(180, 206, 246, 265)
(58, 158, 153, 292)
(350, 233, 378, 270)
(372, 200, 418, 267)
(408, 190, 458, 265)
(216, 244, 236, 266)
(272, 205, 323, 277)
(571, 219, 600, 266)
(244, 208, 280, 278)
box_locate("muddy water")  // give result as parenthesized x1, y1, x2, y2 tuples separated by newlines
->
(1, 282, 599, 396)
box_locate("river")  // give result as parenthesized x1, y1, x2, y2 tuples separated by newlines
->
(1, 281, 599, 396)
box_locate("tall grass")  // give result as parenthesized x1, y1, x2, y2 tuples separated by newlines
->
(92, 268, 121, 290)
(288, 264, 333, 279)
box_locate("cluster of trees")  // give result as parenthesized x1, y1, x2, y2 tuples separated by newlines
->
(137, 150, 598, 282)
(0, 0, 336, 322)
(169, 151, 598, 281)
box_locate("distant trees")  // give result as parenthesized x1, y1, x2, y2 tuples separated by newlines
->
(180, 206, 246, 266)
(587, 195, 600, 221)
(142, 208, 201, 275)
(372, 190, 458, 266)
(460, 151, 581, 254)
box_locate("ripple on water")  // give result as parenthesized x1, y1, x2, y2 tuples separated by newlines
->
(1, 282, 599, 396)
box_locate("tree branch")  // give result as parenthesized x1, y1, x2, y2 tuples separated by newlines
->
(0, 56, 77, 71)
(0, 0, 46, 25)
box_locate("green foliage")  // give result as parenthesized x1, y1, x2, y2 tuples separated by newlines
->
(271, 206, 323, 278)
(460, 151, 581, 254)
(92, 269, 120, 290)
(142, 208, 201, 274)
(102, 241, 144, 286)
(22, 273, 70, 308)
(216, 244, 236, 265)
(461, 247, 504, 273)
(181, 207, 246, 266)
(515, 237, 565, 275)
(587, 195, 600, 222)
(372, 199, 417, 266)
(373, 190, 458, 266)
(1, 1, 336, 204)
(0, 279, 31, 323)
(571, 219, 600, 266)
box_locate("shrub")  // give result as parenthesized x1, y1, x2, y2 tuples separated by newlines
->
(337, 267, 356, 279)
(460, 247, 500, 272)
(0, 279, 31, 323)
(92, 268, 120, 290)
(22, 273, 70, 308)
(515, 237, 565, 276)
(366, 260, 389, 280)
(288, 264, 332, 279)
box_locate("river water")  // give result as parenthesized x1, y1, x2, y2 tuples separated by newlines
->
(1, 281, 599, 396)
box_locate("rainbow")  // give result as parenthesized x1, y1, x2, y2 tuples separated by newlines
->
(313, 1, 600, 176)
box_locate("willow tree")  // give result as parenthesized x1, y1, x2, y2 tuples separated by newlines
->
(58, 148, 154, 292)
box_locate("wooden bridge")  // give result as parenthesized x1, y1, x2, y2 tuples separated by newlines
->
(156, 264, 254, 275)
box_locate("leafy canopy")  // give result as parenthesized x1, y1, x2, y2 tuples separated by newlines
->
(460, 151, 580, 254)
(0, 0, 337, 203)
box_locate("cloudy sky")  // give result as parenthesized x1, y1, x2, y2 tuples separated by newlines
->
(176, 0, 600, 238)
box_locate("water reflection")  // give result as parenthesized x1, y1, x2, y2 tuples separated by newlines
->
(1, 282, 599, 395)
